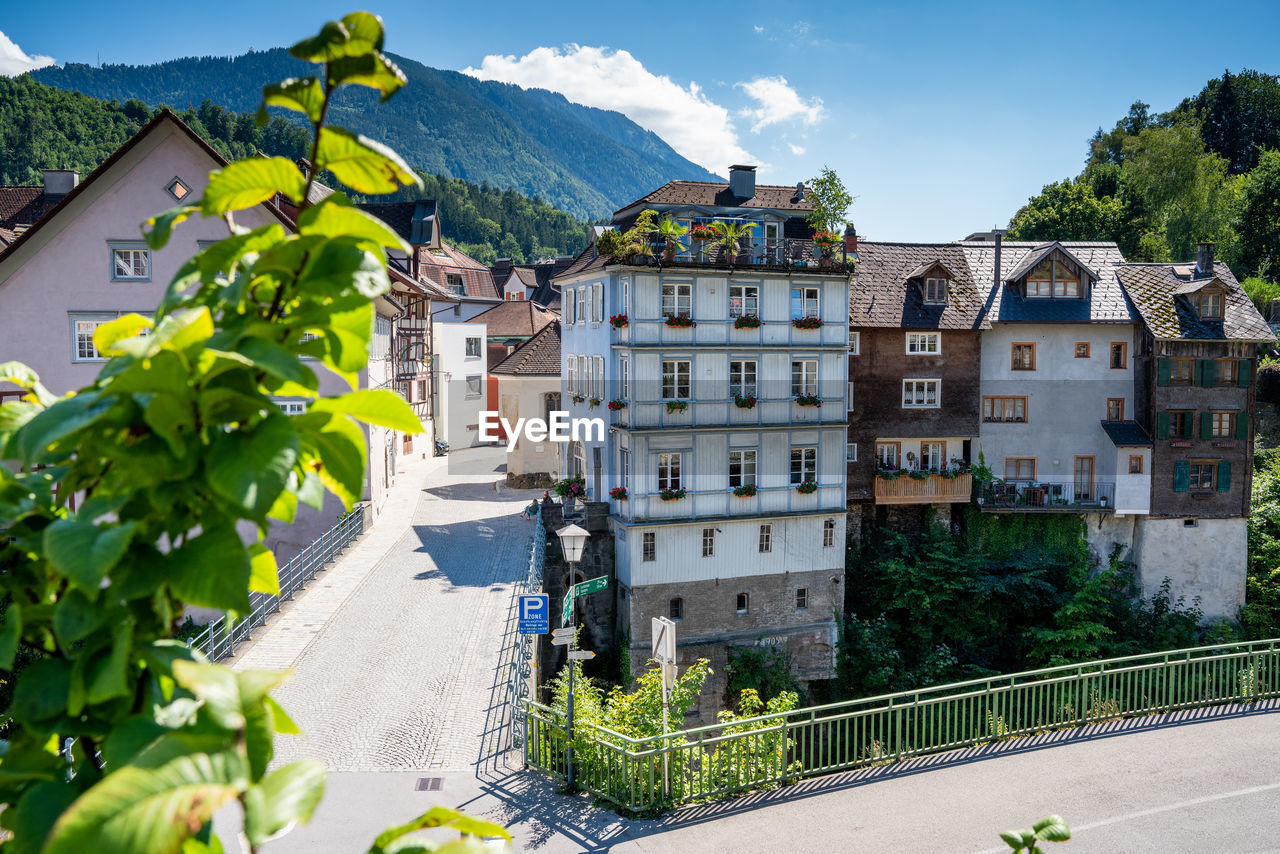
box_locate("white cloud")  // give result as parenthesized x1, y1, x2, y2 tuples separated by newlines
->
(788, 143, 806, 155)
(753, 25, 765, 34)
(736, 76, 825, 134)
(463, 45, 754, 174)
(0, 31, 54, 77)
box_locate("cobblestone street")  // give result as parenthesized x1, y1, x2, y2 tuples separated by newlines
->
(258, 446, 540, 772)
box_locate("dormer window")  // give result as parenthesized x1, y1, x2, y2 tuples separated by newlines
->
(923, 277, 948, 304)
(1193, 292, 1223, 319)
(1026, 259, 1079, 299)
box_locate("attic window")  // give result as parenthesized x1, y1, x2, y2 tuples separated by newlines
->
(165, 177, 190, 201)
(1026, 259, 1080, 299)
(923, 277, 948, 304)
(1193, 292, 1223, 319)
(446, 273, 465, 296)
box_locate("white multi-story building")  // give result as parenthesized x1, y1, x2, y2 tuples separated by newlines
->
(554, 167, 853, 700)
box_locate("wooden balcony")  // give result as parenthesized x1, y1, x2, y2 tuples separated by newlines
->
(874, 472, 972, 505)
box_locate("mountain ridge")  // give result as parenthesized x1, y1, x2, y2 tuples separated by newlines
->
(30, 48, 720, 220)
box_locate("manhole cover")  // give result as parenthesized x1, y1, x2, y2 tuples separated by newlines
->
(415, 777, 443, 791)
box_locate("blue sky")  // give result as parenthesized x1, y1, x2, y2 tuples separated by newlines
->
(4, 1, 1279, 240)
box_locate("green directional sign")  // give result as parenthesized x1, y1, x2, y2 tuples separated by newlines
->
(562, 591, 573, 627)
(573, 575, 609, 598)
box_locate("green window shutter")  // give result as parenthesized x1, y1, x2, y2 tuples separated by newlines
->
(1238, 359, 1252, 388)
(1199, 412, 1213, 440)
(1174, 460, 1190, 492)
(1235, 412, 1250, 440)
(1183, 412, 1195, 438)
(1217, 460, 1231, 492)
(1156, 411, 1170, 439)
(1156, 358, 1171, 387)
(1199, 359, 1216, 387)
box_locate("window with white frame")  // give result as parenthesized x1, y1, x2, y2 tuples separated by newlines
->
(758, 524, 772, 553)
(728, 449, 757, 488)
(846, 442, 858, 462)
(920, 442, 944, 471)
(620, 358, 630, 399)
(110, 244, 150, 281)
(902, 379, 939, 408)
(577, 287, 586, 324)
(729, 360, 757, 398)
(592, 283, 603, 322)
(657, 452, 683, 491)
(849, 331, 860, 355)
(791, 286, 819, 319)
(823, 519, 836, 548)
(876, 443, 899, 468)
(729, 284, 759, 318)
(465, 337, 482, 358)
(906, 332, 940, 354)
(661, 360, 690, 399)
(465, 375, 482, 397)
(446, 273, 465, 295)
(791, 359, 818, 396)
(564, 293, 576, 324)
(594, 355, 604, 398)
(70, 314, 116, 361)
(642, 532, 655, 561)
(790, 446, 817, 484)
(566, 355, 576, 393)
(661, 282, 691, 318)
(578, 356, 587, 394)
(622, 278, 630, 315)
(924, 277, 948, 303)
(702, 528, 715, 557)
(619, 448, 630, 490)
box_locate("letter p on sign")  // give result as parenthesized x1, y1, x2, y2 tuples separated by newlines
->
(518, 594, 549, 635)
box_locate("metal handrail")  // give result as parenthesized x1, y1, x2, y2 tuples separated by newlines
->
(187, 507, 365, 661)
(524, 637, 1280, 811)
(508, 508, 545, 749)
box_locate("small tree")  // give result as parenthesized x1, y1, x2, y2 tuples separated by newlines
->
(805, 165, 854, 235)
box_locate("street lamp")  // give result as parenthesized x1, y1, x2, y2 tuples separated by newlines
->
(555, 522, 589, 792)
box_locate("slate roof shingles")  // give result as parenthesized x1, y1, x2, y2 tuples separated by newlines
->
(1115, 261, 1273, 341)
(961, 241, 1135, 325)
(619, 181, 813, 216)
(849, 242, 988, 330)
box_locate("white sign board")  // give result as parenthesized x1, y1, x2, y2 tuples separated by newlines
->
(568, 650, 596, 661)
(651, 617, 676, 665)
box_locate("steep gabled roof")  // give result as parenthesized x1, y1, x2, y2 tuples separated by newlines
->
(417, 241, 499, 299)
(961, 241, 1134, 324)
(465, 298, 557, 337)
(1115, 261, 1273, 341)
(0, 187, 59, 232)
(849, 242, 987, 330)
(490, 320, 561, 376)
(1001, 241, 1099, 283)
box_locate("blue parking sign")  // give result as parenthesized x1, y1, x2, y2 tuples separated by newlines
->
(517, 594, 549, 634)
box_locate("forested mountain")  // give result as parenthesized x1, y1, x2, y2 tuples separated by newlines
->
(30, 48, 719, 220)
(1006, 69, 1280, 295)
(0, 76, 590, 263)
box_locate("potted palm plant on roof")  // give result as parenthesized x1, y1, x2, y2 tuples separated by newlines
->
(655, 216, 688, 263)
(711, 220, 756, 265)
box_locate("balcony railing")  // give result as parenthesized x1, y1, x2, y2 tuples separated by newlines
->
(625, 237, 853, 272)
(615, 482, 845, 522)
(874, 472, 972, 505)
(977, 478, 1116, 512)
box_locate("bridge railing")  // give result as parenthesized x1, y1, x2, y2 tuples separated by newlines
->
(524, 637, 1280, 812)
(507, 508, 545, 749)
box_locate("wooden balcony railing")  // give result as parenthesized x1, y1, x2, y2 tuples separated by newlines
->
(874, 472, 972, 505)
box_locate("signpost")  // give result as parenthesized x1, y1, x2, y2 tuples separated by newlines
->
(651, 616, 677, 796)
(517, 594, 549, 635)
(558, 569, 609, 791)
(567, 650, 595, 661)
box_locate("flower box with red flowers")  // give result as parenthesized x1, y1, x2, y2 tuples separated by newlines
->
(733, 393, 757, 409)
(609, 314, 629, 329)
(664, 314, 696, 328)
(812, 230, 841, 248)
(792, 316, 823, 330)
(794, 394, 821, 407)
(609, 486, 628, 501)
(658, 487, 687, 502)
(607, 399, 628, 411)
(732, 483, 757, 497)
(733, 314, 761, 329)
(690, 224, 715, 241)
(794, 479, 818, 494)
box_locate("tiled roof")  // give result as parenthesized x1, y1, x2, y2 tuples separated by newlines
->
(490, 321, 561, 376)
(0, 187, 58, 230)
(1102, 421, 1153, 447)
(617, 180, 813, 216)
(553, 243, 604, 282)
(849, 242, 987, 330)
(961, 241, 1134, 324)
(417, 241, 499, 299)
(465, 299, 557, 337)
(1115, 261, 1274, 341)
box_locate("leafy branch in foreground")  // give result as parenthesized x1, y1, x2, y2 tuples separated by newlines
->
(0, 11, 507, 854)
(1000, 815, 1071, 853)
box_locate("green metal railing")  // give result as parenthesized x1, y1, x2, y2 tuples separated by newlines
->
(524, 638, 1280, 812)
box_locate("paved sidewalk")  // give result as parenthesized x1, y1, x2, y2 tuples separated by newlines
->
(232, 451, 450, 672)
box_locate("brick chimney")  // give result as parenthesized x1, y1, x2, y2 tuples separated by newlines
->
(42, 169, 79, 200)
(1196, 241, 1215, 277)
(843, 223, 858, 256)
(728, 165, 757, 200)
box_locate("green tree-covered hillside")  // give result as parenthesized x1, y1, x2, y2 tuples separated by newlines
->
(0, 75, 589, 263)
(31, 48, 720, 220)
(1007, 69, 1280, 292)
